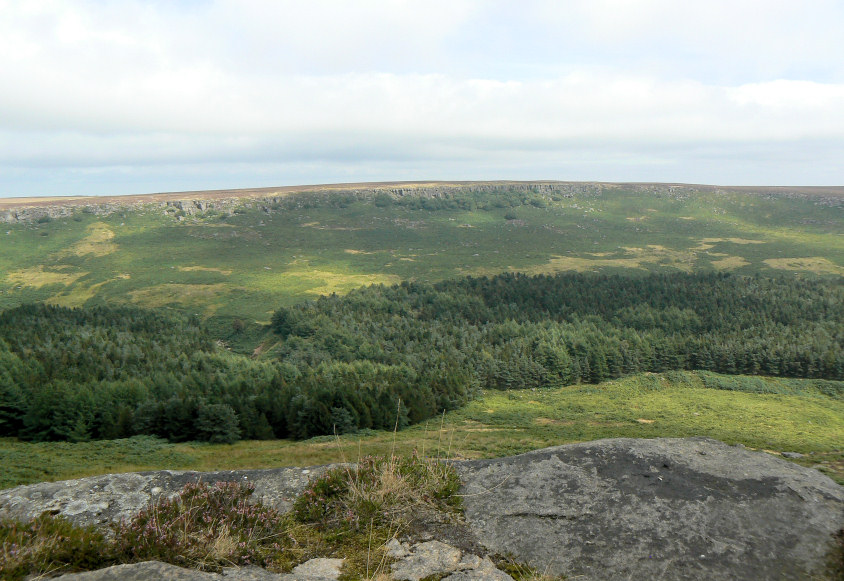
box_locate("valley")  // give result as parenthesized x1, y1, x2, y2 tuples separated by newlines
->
(1, 181, 842, 487)
(2, 181, 843, 580)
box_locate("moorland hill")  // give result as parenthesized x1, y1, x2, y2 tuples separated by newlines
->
(1, 181, 842, 332)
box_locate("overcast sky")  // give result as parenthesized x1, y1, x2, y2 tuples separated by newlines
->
(2, 0, 844, 197)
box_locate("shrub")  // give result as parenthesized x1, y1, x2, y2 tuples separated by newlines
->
(111, 480, 291, 571)
(0, 513, 113, 580)
(293, 453, 461, 533)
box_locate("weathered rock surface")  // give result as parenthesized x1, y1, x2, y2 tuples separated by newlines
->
(290, 558, 344, 580)
(456, 437, 844, 581)
(390, 540, 463, 580)
(0, 465, 338, 529)
(4, 437, 843, 580)
(50, 542, 514, 581)
(52, 559, 341, 580)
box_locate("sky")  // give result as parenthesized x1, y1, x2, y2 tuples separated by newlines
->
(1, 0, 844, 198)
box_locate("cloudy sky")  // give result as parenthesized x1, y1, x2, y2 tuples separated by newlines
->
(2, 0, 844, 197)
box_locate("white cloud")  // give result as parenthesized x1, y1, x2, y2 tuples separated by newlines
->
(0, 0, 843, 195)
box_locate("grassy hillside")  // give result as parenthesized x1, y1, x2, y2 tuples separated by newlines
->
(1, 184, 841, 331)
(2, 371, 842, 488)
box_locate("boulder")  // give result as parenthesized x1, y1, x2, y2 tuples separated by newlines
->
(456, 437, 844, 580)
(0, 465, 338, 529)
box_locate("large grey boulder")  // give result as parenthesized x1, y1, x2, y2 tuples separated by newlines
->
(0, 465, 338, 529)
(456, 437, 844, 581)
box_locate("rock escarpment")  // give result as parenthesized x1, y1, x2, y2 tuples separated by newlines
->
(2, 437, 842, 580)
(4, 180, 840, 224)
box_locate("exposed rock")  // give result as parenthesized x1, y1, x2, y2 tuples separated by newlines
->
(390, 540, 513, 581)
(443, 557, 515, 581)
(290, 558, 344, 580)
(456, 437, 844, 581)
(50, 549, 510, 581)
(221, 568, 290, 580)
(5, 437, 843, 580)
(52, 559, 343, 581)
(390, 540, 463, 580)
(53, 561, 225, 580)
(0, 465, 338, 529)
(781, 451, 804, 459)
(5, 181, 837, 224)
(384, 538, 411, 558)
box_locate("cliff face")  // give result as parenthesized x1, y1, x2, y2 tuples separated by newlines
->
(2, 437, 842, 580)
(3, 180, 841, 224)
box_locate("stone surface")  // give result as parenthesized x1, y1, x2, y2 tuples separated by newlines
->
(291, 558, 344, 580)
(385, 538, 411, 558)
(53, 560, 345, 581)
(456, 436, 844, 581)
(390, 540, 463, 581)
(7, 437, 844, 581)
(53, 561, 224, 580)
(443, 556, 515, 581)
(0, 465, 339, 529)
(221, 567, 290, 580)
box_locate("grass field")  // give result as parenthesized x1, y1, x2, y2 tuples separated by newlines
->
(1, 186, 841, 331)
(2, 371, 841, 489)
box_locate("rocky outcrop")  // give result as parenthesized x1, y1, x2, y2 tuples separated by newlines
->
(2, 437, 842, 580)
(456, 437, 844, 580)
(0, 465, 337, 529)
(3, 181, 840, 224)
(50, 542, 516, 581)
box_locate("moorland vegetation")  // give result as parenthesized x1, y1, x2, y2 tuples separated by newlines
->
(2, 184, 842, 331)
(2, 184, 844, 579)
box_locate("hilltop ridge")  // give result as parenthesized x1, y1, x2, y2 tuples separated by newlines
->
(2, 180, 843, 224)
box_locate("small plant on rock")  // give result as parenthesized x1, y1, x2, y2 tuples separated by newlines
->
(292, 452, 462, 577)
(111, 480, 292, 571)
(0, 513, 113, 580)
(293, 453, 461, 533)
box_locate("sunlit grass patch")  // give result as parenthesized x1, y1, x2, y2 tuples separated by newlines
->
(5, 266, 88, 288)
(249, 268, 400, 298)
(128, 283, 234, 315)
(709, 256, 751, 270)
(59, 222, 117, 257)
(699, 237, 766, 245)
(177, 266, 233, 275)
(763, 256, 844, 275)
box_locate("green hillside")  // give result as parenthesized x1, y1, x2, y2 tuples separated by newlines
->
(1, 184, 841, 333)
(3, 371, 842, 488)
(1, 183, 842, 488)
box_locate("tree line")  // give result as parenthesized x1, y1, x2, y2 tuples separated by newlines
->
(1, 272, 841, 444)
